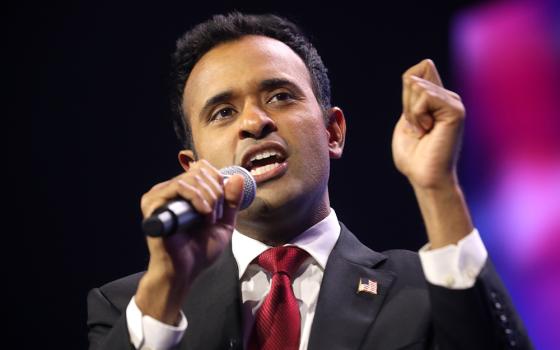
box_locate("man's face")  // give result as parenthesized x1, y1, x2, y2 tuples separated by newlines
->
(182, 35, 343, 220)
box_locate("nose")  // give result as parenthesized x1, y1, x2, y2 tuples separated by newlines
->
(238, 105, 277, 140)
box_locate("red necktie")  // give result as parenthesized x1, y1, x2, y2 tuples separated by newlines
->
(248, 246, 309, 350)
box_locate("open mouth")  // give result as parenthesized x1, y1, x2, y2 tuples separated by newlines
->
(242, 147, 289, 183)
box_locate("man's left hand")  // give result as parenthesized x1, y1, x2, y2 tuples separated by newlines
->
(392, 59, 473, 248)
(392, 59, 465, 190)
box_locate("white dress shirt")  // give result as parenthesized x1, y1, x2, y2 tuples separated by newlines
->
(126, 208, 487, 350)
(233, 207, 340, 350)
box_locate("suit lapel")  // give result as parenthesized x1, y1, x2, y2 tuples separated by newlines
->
(180, 244, 243, 350)
(308, 224, 395, 350)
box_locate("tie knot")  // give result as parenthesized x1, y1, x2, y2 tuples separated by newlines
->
(257, 246, 309, 277)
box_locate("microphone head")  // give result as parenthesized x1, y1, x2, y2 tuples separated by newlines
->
(220, 166, 256, 210)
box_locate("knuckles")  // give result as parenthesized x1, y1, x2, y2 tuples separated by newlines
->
(176, 180, 202, 199)
(406, 80, 466, 119)
(140, 193, 151, 213)
(140, 159, 227, 216)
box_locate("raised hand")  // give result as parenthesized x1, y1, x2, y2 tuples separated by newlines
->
(392, 59, 473, 249)
(392, 59, 465, 190)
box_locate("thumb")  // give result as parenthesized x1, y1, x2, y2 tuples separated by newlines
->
(218, 174, 245, 226)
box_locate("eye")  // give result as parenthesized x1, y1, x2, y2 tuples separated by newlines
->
(267, 92, 295, 104)
(211, 107, 236, 121)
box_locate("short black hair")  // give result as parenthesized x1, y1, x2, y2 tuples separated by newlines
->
(170, 12, 332, 150)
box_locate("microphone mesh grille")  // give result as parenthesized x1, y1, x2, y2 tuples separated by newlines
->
(220, 166, 256, 210)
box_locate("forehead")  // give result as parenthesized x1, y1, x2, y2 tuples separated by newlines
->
(183, 35, 313, 117)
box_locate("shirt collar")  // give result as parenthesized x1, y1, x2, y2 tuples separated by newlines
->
(232, 208, 341, 279)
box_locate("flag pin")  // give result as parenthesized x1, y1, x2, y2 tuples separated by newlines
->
(357, 277, 378, 295)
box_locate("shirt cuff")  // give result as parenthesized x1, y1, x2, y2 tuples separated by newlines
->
(126, 296, 187, 350)
(418, 228, 488, 289)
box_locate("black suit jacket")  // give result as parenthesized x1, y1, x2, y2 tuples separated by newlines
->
(87, 223, 533, 349)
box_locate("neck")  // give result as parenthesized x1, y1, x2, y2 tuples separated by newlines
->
(235, 190, 331, 246)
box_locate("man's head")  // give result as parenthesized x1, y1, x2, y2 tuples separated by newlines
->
(171, 13, 346, 240)
(170, 12, 332, 151)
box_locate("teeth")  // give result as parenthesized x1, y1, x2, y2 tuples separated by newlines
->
(250, 150, 279, 162)
(250, 162, 280, 176)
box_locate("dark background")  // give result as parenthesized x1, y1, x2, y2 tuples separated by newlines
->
(14, 0, 481, 348)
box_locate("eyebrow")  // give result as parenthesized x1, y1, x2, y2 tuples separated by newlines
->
(199, 91, 234, 120)
(259, 78, 303, 94)
(198, 78, 304, 120)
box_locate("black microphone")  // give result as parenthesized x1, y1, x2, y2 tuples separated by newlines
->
(142, 166, 256, 237)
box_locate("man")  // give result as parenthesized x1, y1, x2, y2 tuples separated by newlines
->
(87, 12, 532, 350)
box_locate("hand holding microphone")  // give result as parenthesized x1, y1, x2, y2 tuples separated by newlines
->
(135, 160, 255, 324)
(142, 165, 256, 237)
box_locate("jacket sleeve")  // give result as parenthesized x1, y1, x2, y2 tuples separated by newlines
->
(428, 258, 534, 349)
(87, 287, 136, 350)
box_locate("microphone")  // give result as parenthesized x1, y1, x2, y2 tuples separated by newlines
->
(142, 166, 256, 237)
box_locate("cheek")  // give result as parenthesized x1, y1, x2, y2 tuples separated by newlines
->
(297, 115, 329, 151)
(193, 130, 234, 168)
(288, 115, 331, 170)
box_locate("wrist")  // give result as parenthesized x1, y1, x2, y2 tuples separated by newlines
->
(412, 178, 474, 249)
(135, 262, 192, 325)
(409, 171, 460, 194)
(412, 177, 461, 201)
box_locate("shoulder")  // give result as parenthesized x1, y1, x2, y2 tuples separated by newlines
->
(339, 222, 425, 283)
(88, 271, 145, 312)
(380, 249, 426, 284)
(339, 222, 422, 267)
(381, 249, 422, 270)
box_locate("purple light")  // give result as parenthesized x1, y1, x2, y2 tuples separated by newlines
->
(453, 1, 560, 349)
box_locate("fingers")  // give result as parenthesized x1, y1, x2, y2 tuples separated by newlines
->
(140, 160, 225, 222)
(401, 59, 442, 135)
(403, 75, 433, 137)
(409, 77, 437, 133)
(402, 58, 443, 87)
(402, 62, 464, 137)
(218, 174, 245, 227)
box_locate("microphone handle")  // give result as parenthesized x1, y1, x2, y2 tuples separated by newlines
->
(142, 199, 200, 237)
(142, 165, 255, 237)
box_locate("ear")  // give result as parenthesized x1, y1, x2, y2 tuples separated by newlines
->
(326, 107, 346, 159)
(178, 149, 196, 172)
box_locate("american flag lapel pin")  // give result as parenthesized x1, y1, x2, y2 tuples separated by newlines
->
(357, 277, 378, 295)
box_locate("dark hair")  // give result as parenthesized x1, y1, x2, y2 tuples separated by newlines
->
(170, 12, 332, 150)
